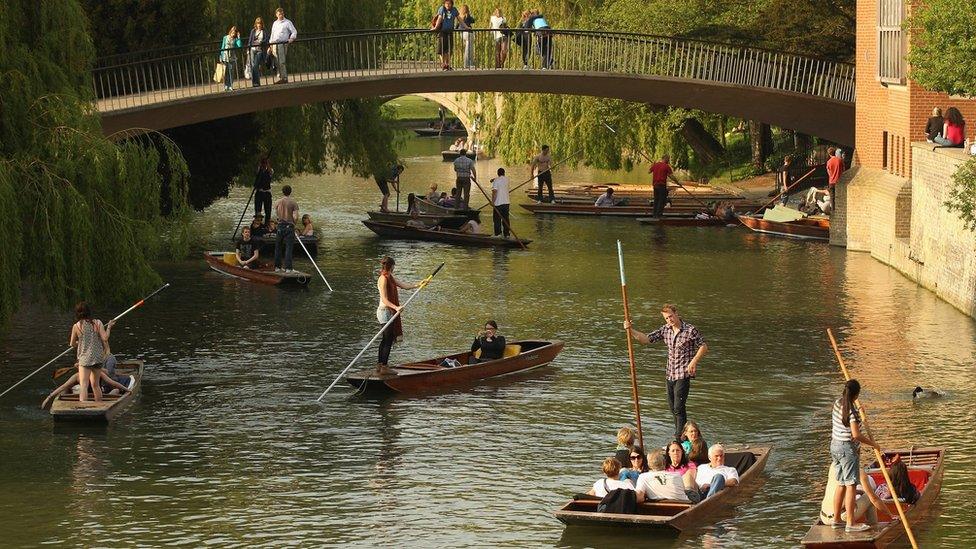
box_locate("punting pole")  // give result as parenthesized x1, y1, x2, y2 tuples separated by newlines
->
(0, 283, 171, 400)
(231, 188, 257, 241)
(294, 233, 333, 292)
(315, 263, 445, 401)
(827, 328, 918, 549)
(469, 175, 527, 250)
(751, 167, 817, 214)
(617, 241, 644, 449)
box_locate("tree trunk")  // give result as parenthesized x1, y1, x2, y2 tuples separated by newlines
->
(749, 121, 765, 171)
(680, 117, 726, 165)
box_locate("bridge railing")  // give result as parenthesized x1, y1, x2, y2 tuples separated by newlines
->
(93, 29, 854, 112)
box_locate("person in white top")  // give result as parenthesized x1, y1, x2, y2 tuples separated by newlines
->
(268, 7, 297, 83)
(635, 450, 701, 503)
(490, 8, 510, 68)
(490, 167, 512, 238)
(695, 444, 739, 499)
(588, 457, 635, 497)
(594, 187, 617, 207)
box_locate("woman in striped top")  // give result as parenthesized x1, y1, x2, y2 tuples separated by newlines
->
(829, 379, 882, 532)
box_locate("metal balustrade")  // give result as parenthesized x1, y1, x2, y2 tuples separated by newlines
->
(93, 29, 855, 113)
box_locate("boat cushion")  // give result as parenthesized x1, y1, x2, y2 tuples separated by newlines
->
(472, 344, 521, 360)
(223, 252, 237, 266)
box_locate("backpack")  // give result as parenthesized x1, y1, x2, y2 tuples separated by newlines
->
(596, 480, 637, 514)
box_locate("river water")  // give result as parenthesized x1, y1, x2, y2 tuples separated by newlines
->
(1, 135, 974, 547)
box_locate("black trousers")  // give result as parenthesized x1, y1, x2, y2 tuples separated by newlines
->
(378, 325, 396, 366)
(493, 203, 510, 236)
(536, 172, 554, 202)
(254, 190, 272, 225)
(652, 185, 668, 217)
(667, 377, 691, 439)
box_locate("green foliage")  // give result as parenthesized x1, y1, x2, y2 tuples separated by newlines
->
(908, 0, 976, 97)
(945, 158, 976, 232)
(0, 0, 190, 327)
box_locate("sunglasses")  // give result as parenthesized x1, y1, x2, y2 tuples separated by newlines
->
(630, 455, 642, 460)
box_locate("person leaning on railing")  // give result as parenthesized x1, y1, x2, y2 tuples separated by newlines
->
(220, 26, 242, 91)
(268, 7, 297, 84)
(247, 17, 270, 87)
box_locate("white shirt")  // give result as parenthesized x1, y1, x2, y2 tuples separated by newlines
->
(635, 471, 689, 502)
(270, 17, 297, 44)
(594, 193, 615, 207)
(492, 176, 510, 205)
(695, 463, 739, 487)
(490, 15, 507, 40)
(591, 478, 635, 498)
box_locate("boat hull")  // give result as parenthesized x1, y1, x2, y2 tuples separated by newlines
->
(416, 199, 482, 223)
(637, 217, 734, 227)
(441, 150, 477, 162)
(366, 210, 469, 229)
(521, 202, 713, 217)
(414, 128, 467, 137)
(362, 220, 531, 248)
(50, 360, 143, 422)
(737, 215, 829, 240)
(204, 252, 311, 287)
(346, 340, 564, 393)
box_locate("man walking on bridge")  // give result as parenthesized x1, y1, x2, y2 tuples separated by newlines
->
(269, 7, 297, 84)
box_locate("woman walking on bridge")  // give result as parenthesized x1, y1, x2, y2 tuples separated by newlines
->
(220, 26, 242, 91)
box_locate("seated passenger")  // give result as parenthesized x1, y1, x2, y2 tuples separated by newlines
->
(695, 443, 739, 499)
(618, 444, 649, 484)
(820, 462, 886, 526)
(439, 188, 459, 208)
(587, 457, 635, 497)
(249, 216, 267, 239)
(801, 187, 830, 215)
(665, 439, 698, 491)
(101, 354, 134, 394)
(468, 320, 506, 364)
(594, 187, 617, 207)
(436, 192, 449, 205)
(635, 450, 701, 503)
(714, 201, 736, 222)
(405, 209, 427, 229)
(426, 184, 440, 202)
(236, 227, 260, 269)
(458, 219, 480, 234)
(267, 219, 278, 235)
(874, 457, 920, 505)
(613, 427, 638, 470)
(300, 214, 314, 236)
(682, 421, 709, 465)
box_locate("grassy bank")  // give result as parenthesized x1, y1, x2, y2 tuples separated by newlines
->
(386, 95, 442, 123)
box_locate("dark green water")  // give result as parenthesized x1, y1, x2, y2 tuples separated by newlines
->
(1, 137, 974, 547)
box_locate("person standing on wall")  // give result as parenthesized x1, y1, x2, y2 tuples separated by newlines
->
(254, 156, 273, 225)
(491, 167, 511, 238)
(825, 146, 844, 213)
(268, 7, 297, 84)
(453, 148, 476, 208)
(273, 185, 300, 273)
(530, 145, 555, 203)
(432, 0, 460, 71)
(624, 303, 708, 441)
(649, 154, 679, 217)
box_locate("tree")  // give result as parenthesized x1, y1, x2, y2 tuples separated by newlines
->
(908, 0, 976, 97)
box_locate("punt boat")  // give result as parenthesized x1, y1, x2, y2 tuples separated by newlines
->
(414, 127, 467, 137)
(554, 445, 771, 532)
(366, 210, 470, 229)
(520, 202, 701, 217)
(637, 216, 734, 227)
(737, 214, 830, 240)
(441, 150, 477, 162)
(204, 251, 312, 287)
(255, 234, 317, 257)
(416, 198, 482, 223)
(801, 448, 945, 548)
(362, 220, 531, 249)
(49, 359, 143, 422)
(346, 340, 564, 393)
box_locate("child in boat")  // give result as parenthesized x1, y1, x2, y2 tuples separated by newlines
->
(682, 421, 709, 465)
(468, 320, 506, 363)
(613, 427, 638, 467)
(874, 457, 919, 504)
(300, 214, 314, 237)
(249, 216, 267, 238)
(236, 227, 260, 269)
(426, 184, 439, 201)
(587, 457, 635, 497)
(267, 219, 278, 235)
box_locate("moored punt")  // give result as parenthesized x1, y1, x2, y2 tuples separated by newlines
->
(414, 127, 467, 137)
(637, 216, 735, 227)
(255, 234, 317, 258)
(554, 446, 771, 532)
(737, 214, 829, 240)
(50, 360, 144, 422)
(801, 448, 945, 548)
(346, 340, 564, 393)
(204, 251, 312, 287)
(521, 202, 704, 217)
(361, 220, 531, 249)
(441, 150, 476, 162)
(416, 198, 482, 223)
(366, 210, 470, 229)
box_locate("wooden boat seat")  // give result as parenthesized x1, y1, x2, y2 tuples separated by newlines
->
(472, 344, 522, 360)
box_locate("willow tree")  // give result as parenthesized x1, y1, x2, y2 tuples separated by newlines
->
(0, 0, 191, 327)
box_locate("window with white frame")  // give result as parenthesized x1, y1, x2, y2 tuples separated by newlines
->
(878, 0, 905, 83)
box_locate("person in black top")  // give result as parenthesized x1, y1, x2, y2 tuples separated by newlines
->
(468, 320, 506, 364)
(236, 227, 260, 269)
(254, 157, 273, 225)
(249, 216, 267, 239)
(925, 107, 944, 143)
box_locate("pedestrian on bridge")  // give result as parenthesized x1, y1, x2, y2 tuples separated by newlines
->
(433, 0, 460, 71)
(516, 10, 533, 69)
(458, 4, 476, 69)
(490, 9, 510, 68)
(269, 7, 297, 84)
(220, 26, 242, 91)
(247, 17, 269, 87)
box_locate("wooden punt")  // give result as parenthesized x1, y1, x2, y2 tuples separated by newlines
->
(637, 216, 735, 227)
(441, 150, 477, 161)
(414, 127, 467, 137)
(255, 234, 317, 257)
(737, 214, 830, 240)
(366, 210, 470, 229)
(416, 198, 482, 223)
(554, 446, 771, 532)
(204, 251, 312, 287)
(801, 448, 945, 548)
(50, 360, 143, 422)
(362, 220, 531, 249)
(346, 340, 564, 393)
(521, 202, 702, 217)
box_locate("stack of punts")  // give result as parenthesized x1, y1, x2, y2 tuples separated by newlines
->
(416, 198, 482, 223)
(521, 201, 730, 217)
(524, 182, 749, 203)
(414, 127, 467, 137)
(737, 214, 830, 240)
(801, 448, 945, 548)
(255, 234, 317, 257)
(366, 210, 470, 229)
(204, 251, 312, 287)
(361, 220, 531, 249)
(637, 216, 735, 227)
(441, 150, 477, 162)
(554, 446, 771, 531)
(346, 340, 564, 393)
(49, 360, 143, 422)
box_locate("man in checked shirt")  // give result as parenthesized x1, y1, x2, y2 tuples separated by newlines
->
(624, 303, 708, 440)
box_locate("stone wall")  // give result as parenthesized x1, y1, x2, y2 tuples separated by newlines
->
(836, 144, 976, 318)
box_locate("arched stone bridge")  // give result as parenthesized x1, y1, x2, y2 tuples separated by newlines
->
(94, 29, 855, 144)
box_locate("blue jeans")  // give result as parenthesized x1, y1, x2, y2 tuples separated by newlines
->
(702, 473, 725, 498)
(274, 222, 295, 269)
(249, 50, 264, 86)
(830, 440, 860, 486)
(932, 135, 961, 147)
(223, 61, 235, 88)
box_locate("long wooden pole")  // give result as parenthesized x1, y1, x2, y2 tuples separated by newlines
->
(617, 241, 644, 449)
(752, 167, 817, 214)
(826, 328, 917, 549)
(469, 175, 527, 250)
(231, 187, 256, 241)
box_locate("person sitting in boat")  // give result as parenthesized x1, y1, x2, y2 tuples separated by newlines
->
(249, 216, 267, 239)
(618, 444, 649, 484)
(426, 184, 440, 202)
(587, 457, 635, 497)
(613, 427, 638, 469)
(800, 187, 831, 216)
(406, 192, 420, 215)
(682, 421, 709, 465)
(457, 219, 481, 234)
(468, 320, 506, 364)
(405, 209, 427, 229)
(819, 462, 886, 526)
(635, 449, 701, 503)
(101, 354, 135, 395)
(713, 201, 736, 223)
(874, 456, 920, 505)
(665, 439, 699, 491)
(449, 138, 464, 151)
(300, 214, 314, 236)
(694, 444, 739, 499)
(236, 227, 260, 269)
(266, 219, 278, 235)
(594, 187, 618, 207)
(437, 190, 456, 208)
